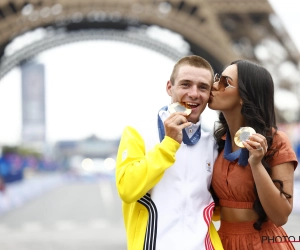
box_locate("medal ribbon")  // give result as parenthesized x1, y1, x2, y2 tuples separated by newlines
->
(223, 131, 249, 166)
(157, 106, 201, 145)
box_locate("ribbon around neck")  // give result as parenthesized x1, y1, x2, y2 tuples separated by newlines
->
(157, 106, 201, 145)
(223, 132, 249, 166)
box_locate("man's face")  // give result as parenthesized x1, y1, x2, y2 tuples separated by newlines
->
(166, 65, 212, 124)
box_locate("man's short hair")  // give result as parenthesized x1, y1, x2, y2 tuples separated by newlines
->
(170, 55, 214, 85)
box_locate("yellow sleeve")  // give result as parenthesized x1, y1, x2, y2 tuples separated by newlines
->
(209, 221, 224, 250)
(116, 126, 180, 203)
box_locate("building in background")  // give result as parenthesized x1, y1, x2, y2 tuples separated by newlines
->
(21, 61, 46, 150)
(0, 0, 299, 123)
(54, 134, 119, 173)
(0, 0, 298, 164)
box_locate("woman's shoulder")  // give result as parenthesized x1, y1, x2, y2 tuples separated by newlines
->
(270, 129, 298, 169)
(272, 129, 292, 146)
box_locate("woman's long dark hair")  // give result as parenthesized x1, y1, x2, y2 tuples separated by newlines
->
(212, 60, 292, 230)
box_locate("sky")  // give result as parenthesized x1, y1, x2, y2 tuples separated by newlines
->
(0, 42, 180, 144)
(0, 0, 299, 145)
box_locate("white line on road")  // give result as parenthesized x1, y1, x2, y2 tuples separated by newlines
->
(55, 220, 78, 231)
(89, 219, 109, 229)
(22, 222, 43, 232)
(98, 181, 114, 207)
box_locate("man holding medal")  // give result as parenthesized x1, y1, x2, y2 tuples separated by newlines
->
(116, 55, 223, 250)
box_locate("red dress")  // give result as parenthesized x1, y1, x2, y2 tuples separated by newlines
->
(212, 131, 298, 250)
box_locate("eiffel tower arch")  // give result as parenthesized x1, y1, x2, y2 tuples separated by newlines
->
(0, 0, 299, 122)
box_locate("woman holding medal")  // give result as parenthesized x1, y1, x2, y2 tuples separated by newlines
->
(208, 60, 298, 249)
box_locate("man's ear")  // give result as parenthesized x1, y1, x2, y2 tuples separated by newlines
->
(166, 80, 172, 96)
(240, 98, 243, 105)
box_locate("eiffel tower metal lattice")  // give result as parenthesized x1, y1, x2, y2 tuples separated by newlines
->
(0, 0, 299, 122)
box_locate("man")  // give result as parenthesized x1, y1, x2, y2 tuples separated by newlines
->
(116, 55, 223, 250)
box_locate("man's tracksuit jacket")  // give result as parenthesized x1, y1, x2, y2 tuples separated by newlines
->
(116, 110, 223, 250)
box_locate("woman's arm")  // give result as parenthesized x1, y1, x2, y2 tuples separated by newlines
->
(243, 133, 296, 226)
(250, 161, 294, 226)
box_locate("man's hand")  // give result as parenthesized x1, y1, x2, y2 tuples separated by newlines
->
(164, 112, 192, 144)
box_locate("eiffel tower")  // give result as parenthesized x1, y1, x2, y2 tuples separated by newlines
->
(0, 0, 299, 123)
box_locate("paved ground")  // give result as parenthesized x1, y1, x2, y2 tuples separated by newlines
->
(0, 173, 299, 250)
(0, 173, 126, 250)
(283, 212, 300, 250)
(283, 179, 300, 250)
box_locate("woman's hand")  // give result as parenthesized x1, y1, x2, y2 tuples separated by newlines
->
(242, 133, 268, 166)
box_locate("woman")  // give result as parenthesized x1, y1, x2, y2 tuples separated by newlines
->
(208, 60, 298, 250)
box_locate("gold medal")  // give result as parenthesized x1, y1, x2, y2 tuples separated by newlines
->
(168, 102, 192, 116)
(234, 127, 256, 148)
